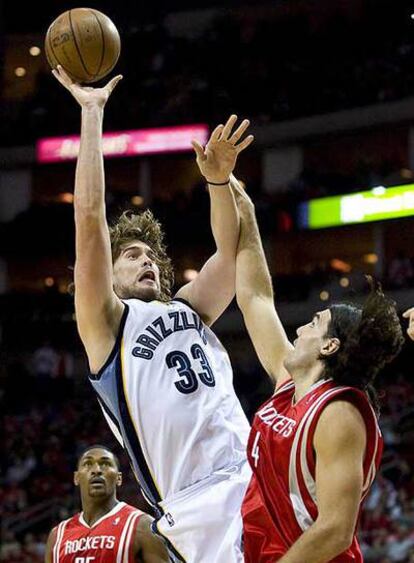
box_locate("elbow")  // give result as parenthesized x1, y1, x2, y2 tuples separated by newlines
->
(317, 522, 354, 556)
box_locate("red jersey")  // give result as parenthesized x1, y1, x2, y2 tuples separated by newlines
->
(242, 379, 383, 563)
(52, 501, 143, 563)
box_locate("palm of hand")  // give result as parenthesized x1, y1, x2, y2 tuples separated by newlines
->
(202, 142, 236, 182)
(52, 65, 122, 108)
(71, 85, 111, 107)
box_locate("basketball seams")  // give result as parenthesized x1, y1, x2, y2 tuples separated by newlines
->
(91, 10, 106, 80)
(47, 20, 85, 83)
(68, 9, 92, 79)
(94, 12, 120, 76)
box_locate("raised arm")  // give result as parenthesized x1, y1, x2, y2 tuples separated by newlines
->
(52, 66, 124, 373)
(175, 115, 253, 326)
(232, 179, 292, 387)
(278, 401, 366, 563)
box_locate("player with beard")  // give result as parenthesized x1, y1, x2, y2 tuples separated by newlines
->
(231, 182, 404, 562)
(45, 445, 168, 562)
(52, 65, 253, 563)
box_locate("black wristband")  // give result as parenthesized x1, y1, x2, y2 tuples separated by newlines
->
(206, 179, 230, 186)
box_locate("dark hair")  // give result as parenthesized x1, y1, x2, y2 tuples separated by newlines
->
(77, 444, 120, 470)
(322, 278, 404, 413)
(109, 210, 174, 302)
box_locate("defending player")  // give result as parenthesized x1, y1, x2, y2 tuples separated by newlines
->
(45, 445, 168, 563)
(51, 65, 253, 562)
(232, 181, 404, 562)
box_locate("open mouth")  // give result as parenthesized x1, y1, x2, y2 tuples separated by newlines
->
(138, 270, 156, 283)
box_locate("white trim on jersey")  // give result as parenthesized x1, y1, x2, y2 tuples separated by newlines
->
(116, 510, 141, 563)
(273, 380, 295, 396)
(288, 387, 346, 531)
(98, 400, 125, 447)
(79, 501, 126, 529)
(123, 512, 142, 563)
(362, 401, 380, 498)
(53, 519, 69, 563)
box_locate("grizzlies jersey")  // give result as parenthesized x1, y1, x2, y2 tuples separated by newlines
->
(89, 298, 250, 508)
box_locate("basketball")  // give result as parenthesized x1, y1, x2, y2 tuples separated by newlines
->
(45, 8, 121, 84)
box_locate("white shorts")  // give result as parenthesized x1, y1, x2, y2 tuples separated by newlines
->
(154, 459, 251, 563)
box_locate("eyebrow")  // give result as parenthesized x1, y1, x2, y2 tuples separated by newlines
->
(82, 455, 113, 463)
(314, 312, 321, 322)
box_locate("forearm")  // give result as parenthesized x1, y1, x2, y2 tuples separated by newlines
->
(208, 183, 240, 257)
(278, 523, 350, 563)
(74, 105, 106, 217)
(236, 202, 273, 305)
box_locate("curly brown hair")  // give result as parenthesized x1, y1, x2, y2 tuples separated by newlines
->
(109, 210, 174, 302)
(322, 278, 404, 413)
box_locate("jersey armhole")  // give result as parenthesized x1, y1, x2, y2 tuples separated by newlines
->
(89, 303, 130, 381)
(172, 296, 196, 311)
(307, 388, 376, 470)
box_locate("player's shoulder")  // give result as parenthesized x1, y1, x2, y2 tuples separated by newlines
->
(122, 503, 145, 515)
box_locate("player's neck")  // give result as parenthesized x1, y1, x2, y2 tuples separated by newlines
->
(81, 496, 119, 526)
(291, 364, 324, 404)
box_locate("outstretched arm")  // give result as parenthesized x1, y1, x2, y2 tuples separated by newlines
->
(52, 66, 124, 374)
(232, 179, 292, 386)
(175, 115, 253, 326)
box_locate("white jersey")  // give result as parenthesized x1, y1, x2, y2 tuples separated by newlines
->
(89, 298, 250, 509)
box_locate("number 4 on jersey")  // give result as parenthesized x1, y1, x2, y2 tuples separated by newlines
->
(251, 431, 261, 467)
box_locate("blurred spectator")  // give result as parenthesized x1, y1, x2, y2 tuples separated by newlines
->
(386, 523, 414, 562)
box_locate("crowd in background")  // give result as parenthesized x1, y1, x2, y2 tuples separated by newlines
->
(3, 2, 414, 146)
(1, 326, 414, 561)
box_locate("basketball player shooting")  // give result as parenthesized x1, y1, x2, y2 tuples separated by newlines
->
(45, 445, 169, 562)
(231, 181, 404, 562)
(52, 65, 253, 563)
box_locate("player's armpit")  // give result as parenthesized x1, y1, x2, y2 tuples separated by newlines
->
(279, 400, 366, 563)
(44, 526, 58, 563)
(134, 514, 169, 563)
(174, 250, 236, 326)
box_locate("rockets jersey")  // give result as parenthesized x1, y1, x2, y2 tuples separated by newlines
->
(242, 378, 383, 562)
(52, 502, 142, 563)
(89, 298, 250, 507)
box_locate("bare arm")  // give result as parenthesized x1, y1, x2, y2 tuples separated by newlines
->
(134, 514, 169, 563)
(279, 400, 367, 563)
(44, 527, 57, 563)
(232, 180, 292, 386)
(175, 115, 253, 326)
(52, 66, 124, 373)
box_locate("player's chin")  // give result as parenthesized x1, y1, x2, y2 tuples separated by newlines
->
(133, 285, 160, 302)
(88, 485, 108, 496)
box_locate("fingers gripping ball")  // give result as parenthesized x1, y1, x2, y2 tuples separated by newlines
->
(45, 8, 121, 83)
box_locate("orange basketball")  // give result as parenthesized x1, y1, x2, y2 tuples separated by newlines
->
(45, 8, 121, 84)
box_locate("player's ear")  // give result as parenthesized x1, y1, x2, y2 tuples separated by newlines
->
(116, 472, 123, 487)
(320, 337, 340, 357)
(74, 471, 80, 487)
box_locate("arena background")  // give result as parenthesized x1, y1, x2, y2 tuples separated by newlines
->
(2, 0, 414, 561)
